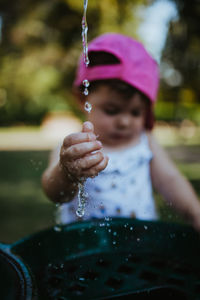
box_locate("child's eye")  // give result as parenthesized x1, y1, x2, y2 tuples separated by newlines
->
(104, 108, 120, 115)
(131, 109, 143, 117)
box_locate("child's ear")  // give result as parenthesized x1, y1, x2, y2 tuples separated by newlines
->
(72, 87, 86, 113)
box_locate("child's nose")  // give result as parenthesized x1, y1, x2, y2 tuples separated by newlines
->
(116, 114, 131, 128)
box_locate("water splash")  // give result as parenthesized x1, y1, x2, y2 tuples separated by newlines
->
(76, 181, 88, 217)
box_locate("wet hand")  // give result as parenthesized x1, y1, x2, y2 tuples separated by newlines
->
(60, 121, 108, 181)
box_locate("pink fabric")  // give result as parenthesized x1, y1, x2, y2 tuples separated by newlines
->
(74, 33, 160, 102)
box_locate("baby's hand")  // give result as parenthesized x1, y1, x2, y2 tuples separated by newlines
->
(60, 121, 108, 181)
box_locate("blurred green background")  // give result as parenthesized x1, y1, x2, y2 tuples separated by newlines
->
(0, 0, 200, 125)
(0, 0, 200, 243)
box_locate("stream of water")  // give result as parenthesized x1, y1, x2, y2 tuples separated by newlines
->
(76, 0, 91, 218)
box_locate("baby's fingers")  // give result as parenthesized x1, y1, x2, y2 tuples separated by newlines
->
(75, 151, 104, 170)
(63, 141, 102, 160)
(63, 132, 96, 148)
(82, 121, 94, 133)
(82, 155, 109, 178)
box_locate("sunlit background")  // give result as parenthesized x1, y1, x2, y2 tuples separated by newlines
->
(0, 0, 200, 243)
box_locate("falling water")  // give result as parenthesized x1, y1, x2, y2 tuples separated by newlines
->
(83, 80, 89, 96)
(82, 0, 89, 67)
(76, 181, 88, 217)
(75, 0, 92, 218)
(84, 101, 92, 113)
(82, 0, 92, 113)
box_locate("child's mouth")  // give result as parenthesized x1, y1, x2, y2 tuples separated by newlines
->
(110, 133, 131, 140)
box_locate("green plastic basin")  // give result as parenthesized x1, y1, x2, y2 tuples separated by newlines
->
(1, 218, 200, 299)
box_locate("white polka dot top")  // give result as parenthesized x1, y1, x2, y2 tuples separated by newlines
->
(59, 133, 158, 224)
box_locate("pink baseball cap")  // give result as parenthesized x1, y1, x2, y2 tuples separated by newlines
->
(74, 33, 159, 102)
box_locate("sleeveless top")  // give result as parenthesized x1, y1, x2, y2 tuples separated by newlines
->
(58, 133, 158, 224)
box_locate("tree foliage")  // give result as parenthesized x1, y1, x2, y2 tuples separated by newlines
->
(161, 0, 200, 107)
(0, 0, 150, 125)
(0, 0, 199, 125)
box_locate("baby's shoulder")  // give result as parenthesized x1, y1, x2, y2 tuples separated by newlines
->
(144, 130, 152, 141)
(144, 131, 156, 151)
(122, 132, 153, 158)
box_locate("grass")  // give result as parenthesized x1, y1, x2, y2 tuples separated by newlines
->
(0, 126, 41, 133)
(0, 151, 55, 243)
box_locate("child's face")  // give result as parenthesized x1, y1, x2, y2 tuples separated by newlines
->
(84, 85, 147, 148)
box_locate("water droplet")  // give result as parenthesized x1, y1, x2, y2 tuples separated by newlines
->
(76, 210, 84, 217)
(144, 225, 148, 230)
(79, 277, 85, 281)
(83, 88, 89, 96)
(99, 223, 105, 227)
(84, 101, 92, 112)
(83, 79, 90, 87)
(137, 238, 140, 242)
(113, 241, 116, 245)
(54, 225, 62, 232)
(108, 229, 112, 233)
(130, 226, 133, 231)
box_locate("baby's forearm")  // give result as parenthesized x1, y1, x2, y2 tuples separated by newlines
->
(42, 163, 79, 203)
(161, 174, 200, 226)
